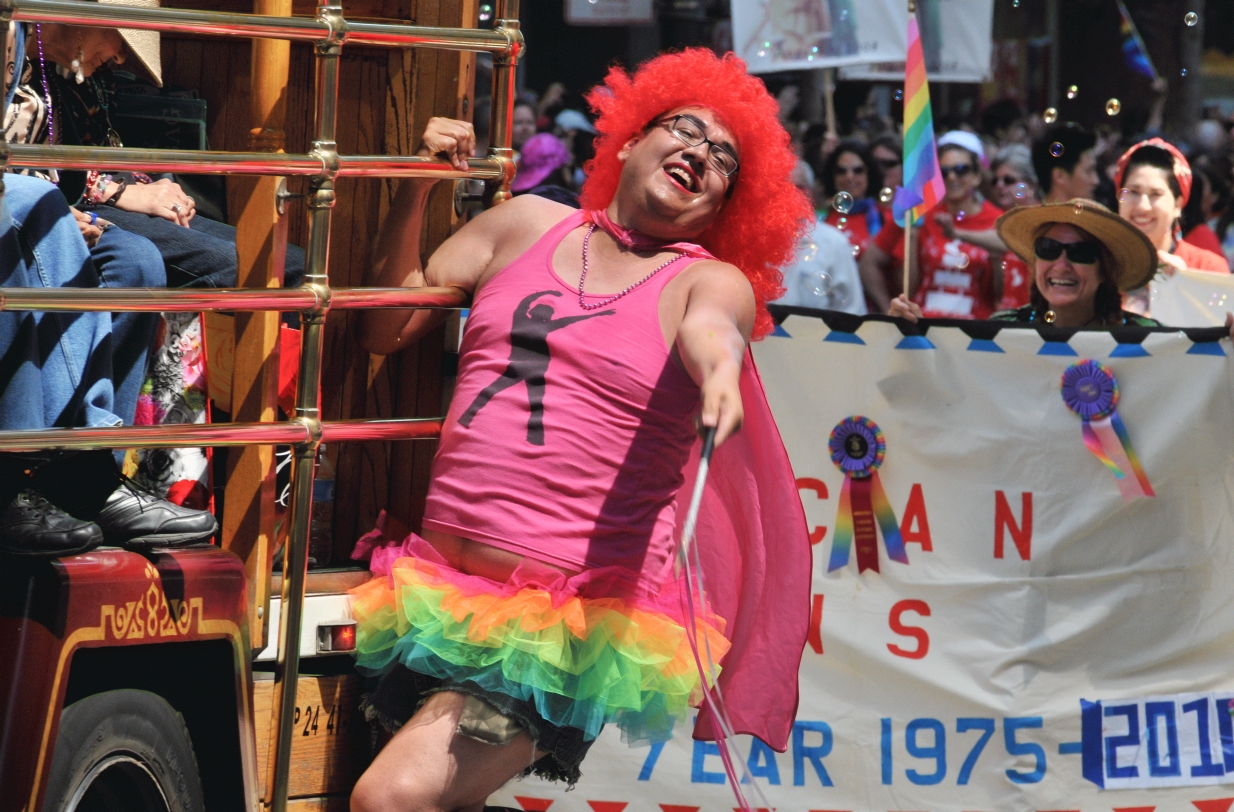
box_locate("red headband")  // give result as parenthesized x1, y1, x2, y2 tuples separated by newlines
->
(1114, 137, 1193, 207)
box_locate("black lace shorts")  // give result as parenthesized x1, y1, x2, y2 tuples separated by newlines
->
(361, 663, 598, 785)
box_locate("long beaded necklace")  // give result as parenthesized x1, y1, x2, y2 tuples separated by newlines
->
(34, 25, 56, 145)
(577, 224, 686, 310)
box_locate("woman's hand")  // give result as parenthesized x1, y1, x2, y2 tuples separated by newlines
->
(888, 294, 923, 323)
(114, 178, 196, 227)
(70, 206, 103, 248)
(418, 117, 476, 171)
(698, 360, 744, 447)
(933, 211, 957, 240)
(1158, 250, 1187, 277)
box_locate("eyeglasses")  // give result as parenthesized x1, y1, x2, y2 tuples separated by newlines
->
(940, 164, 975, 179)
(836, 165, 867, 176)
(1033, 236, 1101, 265)
(993, 174, 1022, 186)
(656, 115, 740, 178)
(877, 157, 902, 170)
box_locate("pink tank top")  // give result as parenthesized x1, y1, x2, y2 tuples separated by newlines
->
(422, 210, 702, 592)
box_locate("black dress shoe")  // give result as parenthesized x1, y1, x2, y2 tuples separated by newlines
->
(94, 482, 218, 549)
(0, 489, 104, 557)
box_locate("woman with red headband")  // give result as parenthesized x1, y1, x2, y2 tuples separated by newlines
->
(349, 49, 811, 810)
(1116, 138, 1229, 278)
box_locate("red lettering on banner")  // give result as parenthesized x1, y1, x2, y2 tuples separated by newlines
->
(807, 594, 825, 654)
(808, 809, 852, 812)
(887, 599, 931, 659)
(587, 804, 628, 812)
(1112, 808, 1155, 812)
(796, 478, 829, 544)
(659, 806, 700, 812)
(1193, 801, 1234, 812)
(514, 798, 554, 812)
(900, 483, 933, 551)
(994, 491, 1033, 560)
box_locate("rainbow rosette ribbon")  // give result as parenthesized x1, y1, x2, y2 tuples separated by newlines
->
(1061, 360, 1154, 503)
(826, 416, 908, 573)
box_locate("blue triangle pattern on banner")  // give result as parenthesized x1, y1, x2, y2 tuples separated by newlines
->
(771, 324, 791, 337)
(1038, 341, 1078, 356)
(824, 331, 865, 345)
(966, 338, 1004, 353)
(1110, 343, 1150, 358)
(1187, 341, 1226, 356)
(895, 335, 935, 350)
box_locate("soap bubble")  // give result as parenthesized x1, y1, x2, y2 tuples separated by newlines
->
(1043, 107, 1058, 124)
(1074, 202, 1085, 215)
(955, 210, 965, 223)
(1014, 183, 1029, 199)
(957, 253, 971, 269)
(806, 271, 833, 298)
(832, 191, 855, 214)
(895, 89, 904, 101)
(1012, 0, 1020, 6)
(878, 186, 895, 204)
(1181, 68, 1189, 76)
(1066, 85, 1078, 100)
(757, 50, 766, 57)
(837, 217, 848, 227)
(1185, 11, 1198, 26)
(1050, 142, 1065, 158)
(1105, 98, 1121, 116)
(851, 244, 861, 257)
(1118, 188, 1131, 202)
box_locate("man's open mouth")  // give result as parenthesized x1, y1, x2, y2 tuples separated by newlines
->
(664, 164, 698, 193)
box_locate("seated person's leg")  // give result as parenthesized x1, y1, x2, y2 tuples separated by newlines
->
(88, 226, 166, 425)
(0, 176, 216, 556)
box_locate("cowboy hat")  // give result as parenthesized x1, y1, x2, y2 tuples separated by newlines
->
(995, 199, 1157, 292)
(90, 0, 162, 87)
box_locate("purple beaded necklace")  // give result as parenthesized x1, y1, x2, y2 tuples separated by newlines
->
(34, 25, 55, 144)
(577, 224, 686, 310)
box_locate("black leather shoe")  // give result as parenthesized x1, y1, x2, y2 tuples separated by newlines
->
(0, 489, 104, 557)
(94, 482, 218, 549)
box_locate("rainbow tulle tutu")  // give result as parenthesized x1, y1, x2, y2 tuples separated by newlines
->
(350, 536, 729, 743)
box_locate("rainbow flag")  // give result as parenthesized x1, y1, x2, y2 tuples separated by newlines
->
(892, 13, 945, 228)
(1116, 0, 1157, 80)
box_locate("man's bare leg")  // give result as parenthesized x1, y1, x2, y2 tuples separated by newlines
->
(351, 690, 547, 812)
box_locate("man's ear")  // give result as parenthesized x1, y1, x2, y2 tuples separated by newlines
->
(617, 133, 643, 162)
(1051, 166, 1071, 194)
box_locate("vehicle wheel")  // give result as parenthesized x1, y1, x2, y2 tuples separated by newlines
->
(42, 689, 205, 812)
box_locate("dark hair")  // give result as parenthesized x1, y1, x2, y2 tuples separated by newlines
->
(1027, 223, 1125, 325)
(819, 140, 882, 199)
(938, 143, 981, 171)
(1032, 123, 1096, 195)
(871, 133, 903, 157)
(981, 99, 1023, 137)
(1121, 145, 1182, 201)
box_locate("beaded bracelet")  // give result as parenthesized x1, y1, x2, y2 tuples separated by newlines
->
(83, 171, 115, 206)
(102, 177, 129, 206)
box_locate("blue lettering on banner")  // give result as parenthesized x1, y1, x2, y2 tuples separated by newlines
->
(691, 740, 727, 784)
(905, 718, 947, 785)
(881, 718, 893, 785)
(744, 739, 781, 785)
(792, 721, 834, 787)
(1004, 717, 1046, 784)
(637, 740, 665, 781)
(955, 718, 995, 785)
(1081, 691, 1234, 789)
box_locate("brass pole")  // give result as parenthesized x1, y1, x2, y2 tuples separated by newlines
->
(266, 0, 342, 807)
(487, 0, 522, 205)
(0, 285, 466, 312)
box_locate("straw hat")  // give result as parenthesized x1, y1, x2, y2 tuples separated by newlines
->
(93, 0, 162, 87)
(995, 200, 1157, 292)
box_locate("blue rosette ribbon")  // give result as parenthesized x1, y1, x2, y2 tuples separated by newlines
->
(1061, 360, 1154, 502)
(826, 416, 908, 573)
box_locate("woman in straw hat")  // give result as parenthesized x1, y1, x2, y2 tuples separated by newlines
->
(890, 200, 1161, 328)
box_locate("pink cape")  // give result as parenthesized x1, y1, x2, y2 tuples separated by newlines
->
(681, 351, 810, 752)
(353, 351, 811, 752)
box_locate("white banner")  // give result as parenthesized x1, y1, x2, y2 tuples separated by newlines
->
(1150, 269, 1234, 327)
(565, 0, 654, 26)
(731, 0, 906, 74)
(491, 312, 1234, 811)
(839, 0, 995, 83)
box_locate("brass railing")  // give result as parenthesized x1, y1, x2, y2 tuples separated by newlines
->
(0, 0, 521, 809)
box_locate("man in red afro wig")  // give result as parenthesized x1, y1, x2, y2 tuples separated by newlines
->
(351, 47, 811, 812)
(581, 47, 812, 339)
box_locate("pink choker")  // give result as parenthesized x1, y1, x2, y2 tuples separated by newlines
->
(583, 209, 715, 260)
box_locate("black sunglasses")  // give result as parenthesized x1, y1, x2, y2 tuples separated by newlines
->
(877, 157, 902, 169)
(940, 164, 974, 179)
(1034, 237, 1101, 265)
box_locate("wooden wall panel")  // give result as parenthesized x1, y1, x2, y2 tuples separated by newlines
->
(160, 0, 477, 564)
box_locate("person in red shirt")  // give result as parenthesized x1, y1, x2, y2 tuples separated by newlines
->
(818, 139, 883, 261)
(1116, 138, 1229, 275)
(859, 131, 1005, 318)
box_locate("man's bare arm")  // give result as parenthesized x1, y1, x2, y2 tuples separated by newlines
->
(675, 262, 755, 446)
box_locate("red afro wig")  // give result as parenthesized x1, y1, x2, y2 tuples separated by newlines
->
(580, 48, 811, 340)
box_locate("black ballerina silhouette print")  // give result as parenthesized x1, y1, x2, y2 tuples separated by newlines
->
(459, 290, 615, 445)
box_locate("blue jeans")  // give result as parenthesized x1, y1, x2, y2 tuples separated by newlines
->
(84, 206, 307, 288)
(0, 175, 119, 430)
(89, 224, 165, 426)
